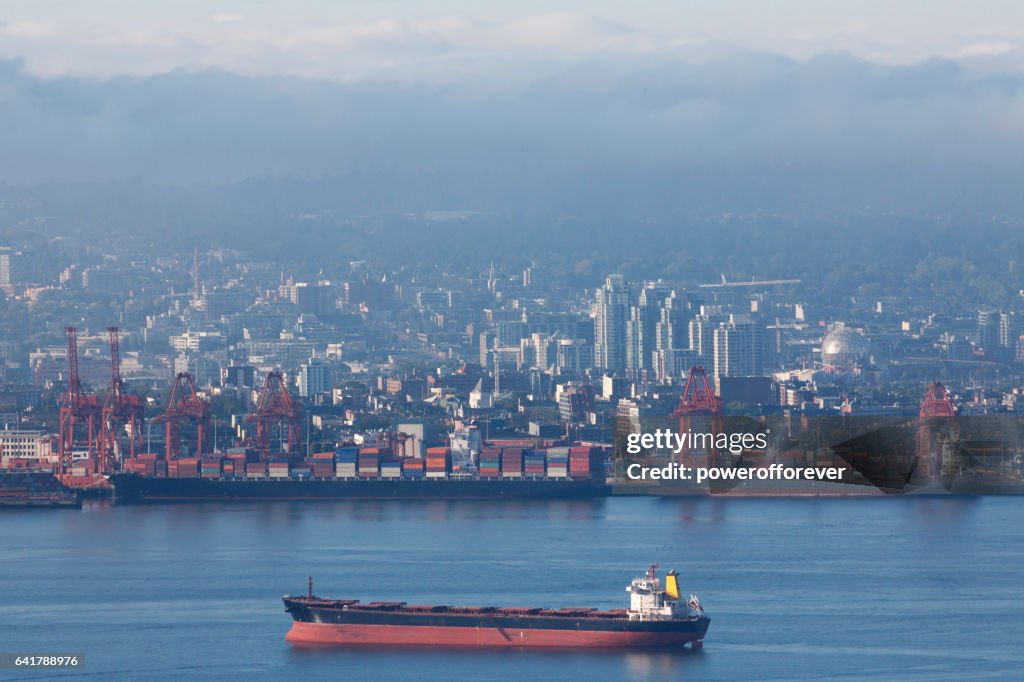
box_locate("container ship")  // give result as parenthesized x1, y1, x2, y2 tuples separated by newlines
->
(111, 445, 609, 503)
(283, 565, 709, 649)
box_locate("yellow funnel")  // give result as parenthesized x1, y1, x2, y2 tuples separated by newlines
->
(665, 570, 681, 599)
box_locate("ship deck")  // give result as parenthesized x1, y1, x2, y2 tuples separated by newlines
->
(287, 597, 632, 620)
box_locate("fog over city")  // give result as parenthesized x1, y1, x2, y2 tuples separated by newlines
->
(2, 2, 1024, 216)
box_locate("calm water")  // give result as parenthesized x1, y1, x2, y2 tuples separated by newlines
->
(3, 496, 1023, 680)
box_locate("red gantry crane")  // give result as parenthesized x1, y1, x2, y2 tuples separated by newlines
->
(100, 326, 146, 471)
(244, 371, 303, 460)
(671, 366, 724, 467)
(153, 372, 210, 460)
(915, 381, 959, 478)
(58, 327, 103, 476)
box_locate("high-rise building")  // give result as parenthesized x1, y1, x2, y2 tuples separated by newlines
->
(655, 291, 691, 353)
(297, 358, 330, 397)
(523, 332, 557, 370)
(496, 320, 528, 346)
(479, 331, 494, 367)
(712, 314, 764, 380)
(0, 247, 12, 288)
(280, 281, 335, 316)
(688, 306, 727, 369)
(222, 364, 257, 389)
(595, 275, 630, 373)
(977, 308, 999, 352)
(558, 385, 593, 422)
(174, 354, 220, 388)
(626, 283, 671, 375)
(555, 339, 594, 374)
(998, 312, 1016, 350)
(653, 348, 698, 383)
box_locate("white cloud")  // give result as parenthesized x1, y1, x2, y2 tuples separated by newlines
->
(211, 13, 244, 25)
(954, 41, 1016, 57)
(1, 8, 1024, 81)
(1, 20, 56, 38)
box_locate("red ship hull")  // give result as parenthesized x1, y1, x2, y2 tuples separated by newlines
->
(285, 621, 703, 649)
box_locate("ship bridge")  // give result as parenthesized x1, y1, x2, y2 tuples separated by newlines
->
(626, 565, 703, 622)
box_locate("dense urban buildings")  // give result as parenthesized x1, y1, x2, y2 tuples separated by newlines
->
(5, 213, 1024, 470)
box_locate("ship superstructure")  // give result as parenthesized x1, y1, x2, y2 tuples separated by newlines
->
(626, 565, 704, 623)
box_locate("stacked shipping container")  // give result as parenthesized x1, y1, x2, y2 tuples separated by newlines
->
(335, 448, 358, 477)
(479, 447, 501, 478)
(246, 461, 267, 477)
(269, 458, 290, 478)
(425, 447, 451, 478)
(401, 458, 425, 478)
(177, 457, 200, 478)
(546, 447, 569, 478)
(501, 448, 523, 478)
(201, 457, 223, 479)
(523, 450, 546, 477)
(308, 452, 334, 478)
(569, 447, 602, 478)
(128, 443, 602, 482)
(358, 448, 381, 478)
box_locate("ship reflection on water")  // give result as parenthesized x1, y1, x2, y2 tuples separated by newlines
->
(286, 645, 704, 677)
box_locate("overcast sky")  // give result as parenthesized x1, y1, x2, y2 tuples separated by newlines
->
(3, 1, 1024, 79)
(1, 2, 1023, 216)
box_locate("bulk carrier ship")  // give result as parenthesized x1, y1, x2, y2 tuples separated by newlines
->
(110, 445, 609, 503)
(283, 565, 709, 649)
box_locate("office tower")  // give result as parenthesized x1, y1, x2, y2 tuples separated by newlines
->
(594, 275, 630, 373)
(688, 306, 727, 369)
(297, 357, 330, 397)
(626, 283, 671, 375)
(654, 348, 699, 383)
(556, 339, 594, 375)
(0, 247, 11, 287)
(998, 312, 1016, 350)
(977, 309, 998, 352)
(712, 314, 764, 379)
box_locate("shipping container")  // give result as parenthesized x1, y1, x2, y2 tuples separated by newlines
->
(246, 462, 267, 477)
(334, 448, 359, 463)
(500, 448, 523, 478)
(425, 450, 451, 475)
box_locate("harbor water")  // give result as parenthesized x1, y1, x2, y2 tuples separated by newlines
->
(3, 496, 1023, 680)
